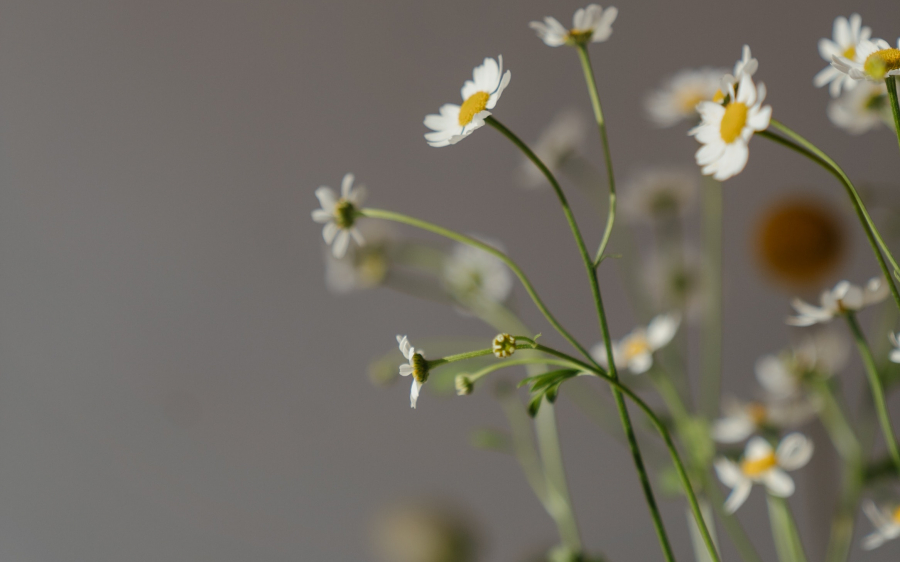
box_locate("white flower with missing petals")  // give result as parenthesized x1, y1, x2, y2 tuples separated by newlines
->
(529, 4, 618, 47)
(862, 499, 900, 550)
(312, 173, 367, 258)
(423, 56, 511, 147)
(722, 45, 758, 89)
(890, 332, 900, 364)
(832, 38, 900, 82)
(714, 433, 813, 513)
(787, 277, 889, 326)
(828, 80, 891, 134)
(645, 68, 728, 127)
(591, 312, 680, 374)
(397, 335, 429, 409)
(814, 14, 872, 97)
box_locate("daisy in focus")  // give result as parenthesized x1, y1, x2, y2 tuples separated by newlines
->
(714, 433, 814, 513)
(689, 72, 772, 181)
(814, 14, 872, 97)
(832, 37, 900, 82)
(423, 56, 511, 147)
(786, 277, 889, 326)
(591, 312, 680, 374)
(529, 4, 618, 47)
(518, 110, 587, 188)
(312, 173, 367, 258)
(862, 499, 900, 550)
(397, 335, 429, 409)
(645, 68, 728, 127)
(890, 332, 900, 364)
(828, 81, 891, 134)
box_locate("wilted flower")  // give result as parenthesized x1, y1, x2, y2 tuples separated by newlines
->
(787, 277, 889, 326)
(397, 335, 430, 409)
(645, 68, 727, 127)
(529, 4, 618, 47)
(312, 173, 367, 258)
(862, 499, 900, 550)
(518, 110, 587, 188)
(619, 167, 699, 223)
(814, 14, 872, 97)
(827, 81, 891, 134)
(831, 38, 900, 82)
(442, 239, 513, 305)
(591, 312, 680, 374)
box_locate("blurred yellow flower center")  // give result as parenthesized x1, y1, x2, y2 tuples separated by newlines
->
(747, 402, 768, 425)
(893, 506, 900, 524)
(622, 335, 650, 361)
(566, 29, 594, 44)
(458, 92, 490, 126)
(411, 353, 429, 383)
(741, 452, 777, 477)
(864, 48, 900, 80)
(712, 89, 726, 103)
(679, 91, 704, 112)
(842, 45, 856, 60)
(720, 102, 748, 143)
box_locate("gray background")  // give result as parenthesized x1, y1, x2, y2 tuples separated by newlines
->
(0, 0, 898, 560)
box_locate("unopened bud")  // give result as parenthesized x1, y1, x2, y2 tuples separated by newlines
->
(492, 333, 516, 358)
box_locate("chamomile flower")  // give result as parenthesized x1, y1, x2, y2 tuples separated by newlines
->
(397, 335, 429, 409)
(714, 433, 814, 513)
(324, 222, 393, 293)
(863, 499, 900, 550)
(713, 400, 772, 444)
(442, 239, 513, 305)
(828, 80, 891, 134)
(814, 14, 872, 97)
(889, 332, 900, 364)
(756, 331, 848, 400)
(423, 56, 511, 147)
(690, 73, 771, 181)
(619, 167, 699, 223)
(786, 277, 889, 326)
(312, 173, 367, 258)
(591, 312, 680, 374)
(722, 45, 758, 89)
(518, 110, 587, 188)
(645, 68, 729, 127)
(832, 37, 900, 82)
(529, 4, 618, 47)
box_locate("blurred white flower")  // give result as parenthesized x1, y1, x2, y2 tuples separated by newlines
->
(620, 167, 699, 223)
(591, 312, 680, 374)
(311, 173, 367, 258)
(645, 68, 727, 127)
(828, 81, 891, 134)
(518, 110, 587, 188)
(722, 45, 758, 89)
(423, 56, 511, 147)
(832, 38, 900, 82)
(714, 433, 814, 513)
(890, 332, 900, 364)
(814, 14, 872, 97)
(643, 248, 707, 320)
(756, 331, 849, 400)
(325, 223, 393, 293)
(690, 73, 771, 181)
(529, 4, 618, 47)
(787, 277, 889, 326)
(862, 499, 900, 550)
(442, 239, 512, 305)
(712, 399, 770, 444)
(397, 335, 429, 409)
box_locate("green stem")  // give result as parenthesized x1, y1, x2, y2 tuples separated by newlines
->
(467, 357, 579, 384)
(700, 177, 723, 419)
(574, 44, 617, 267)
(767, 495, 808, 562)
(845, 312, 900, 476)
(485, 116, 676, 562)
(702, 473, 764, 562)
(886, 76, 900, 155)
(535, 403, 582, 552)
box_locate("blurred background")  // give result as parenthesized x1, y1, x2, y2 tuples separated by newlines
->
(0, 0, 898, 560)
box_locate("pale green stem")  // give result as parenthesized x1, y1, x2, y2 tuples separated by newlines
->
(535, 403, 582, 552)
(701, 472, 765, 562)
(767, 495, 808, 562)
(700, 177, 723, 419)
(467, 357, 577, 385)
(886, 76, 900, 155)
(497, 389, 551, 512)
(574, 44, 617, 267)
(845, 312, 900, 476)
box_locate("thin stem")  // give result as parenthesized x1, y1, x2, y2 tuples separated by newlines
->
(700, 177, 723, 419)
(767, 495, 808, 562)
(428, 347, 494, 368)
(886, 76, 900, 155)
(845, 312, 900, 476)
(574, 44, 617, 266)
(468, 357, 581, 384)
(535, 403, 582, 552)
(701, 472, 765, 562)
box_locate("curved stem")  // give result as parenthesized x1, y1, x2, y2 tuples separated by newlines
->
(886, 76, 900, 155)
(467, 357, 580, 384)
(575, 44, 617, 266)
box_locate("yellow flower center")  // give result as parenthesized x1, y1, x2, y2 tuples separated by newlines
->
(741, 452, 777, 477)
(712, 89, 726, 103)
(893, 506, 900, 524)
(842, 45, 856, 60)
(864, 48, 900, 80)
(411, 353, 429, 383)
(565, 29, 594, 45)
(678, 90, 705, 113)
(458, 91, 490, 126)
(720, 102, 749, 143)
(622, 335, 651, 361)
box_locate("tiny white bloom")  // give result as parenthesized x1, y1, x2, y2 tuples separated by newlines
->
(828, 80, 891, 134)
(645, 68, 728, 127)
(397, 335, 429, 409)
(862, 499, 900, 550)
(689, 72, 771, 181)
(712, 399, 770, 444)
(832, 37, 900, 82)
(620, 167, 700, 223)
(814, 14, 872, 97)
(442, 238, 513, 304)
(529, 4, 618, 47)
(787, 277, 889, 326)
(423, 56, 511, 147)
(722, 45, 758, 89)
(518, 110, 587, 188)
(889, 332, 900, 364)
(311, 173, 367, 258)
(591, 312, 680, 374)
(714, 433, 813, 513)
(324, 222, 392, 293)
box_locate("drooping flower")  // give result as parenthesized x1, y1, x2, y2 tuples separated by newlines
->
(714, 433, 814, 513)
(645, 68, 728, 127)
(814, 14, 872, 97)
(423, 56, 511, 147)
(832, 37, 900, 82)
(591, 312, 680, 374)
(397, 335, 429, 409)
(722, 45, 758, 89)
(518, 110, 587, 188)
(324, 222, 392, 293)
(529, 4, 618, 47)
(827, 80, 891, 134)
(890, 332, 900, 364)
(442, 239, 513, 305)
(862, 499, 900, 550)
(786, 277, 889, 326)
(312, 173, 367, 258)
(619, 167, 699, 223)
(689, 72, 772, 181)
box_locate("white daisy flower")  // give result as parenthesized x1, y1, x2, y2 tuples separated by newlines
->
(645, 68, 728, 127)
(689, 73, 771, 181)
(828, 80, 891, 134)
(442, 238, 513, 304)
(324, 222, 392, 293)
(518, 109, 587, 188)
(814, 14, 872, 97)
(832, 37, 900, 82)
(397, 335, 429, 409)
(756, 331, 848, 400)
(591, 312, 680, 374)
(714, 433, 814, 514)
(619, 167, 700, 223)
(862, 499, 900, 550)
(889, 332, 900, 364)
(529, 4, 618, 47)
(722, 45, 758, 89)
(786, 277, 889, 326)
(423, 56, 511, 147)
(311, 173, 367, 258)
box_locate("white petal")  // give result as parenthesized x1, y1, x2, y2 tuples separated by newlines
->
(863, 499, 893, 530)
(723, 481, 753, 514)
(818, 38, 841, 62)
(747, 104, 772, 131)
(647, 312, 681, 349)
(714, 458, 744, 487)
(628, 352, 653, 374)
(322, 221, 339, 244)
(332, 229, 351, 258)
(349, 227, 365, 245)
(762, 469, 794, 497)
(713, 416, 755, 443)
(776, 433, 814, 470)
(755, 355, 795, 396)
(341, 173, 355, 198)
(311, 209, 332, 223)
(399, 364, 413, 376)
(410, 379, 422, 408)
(864, 277, 889, 305)
(744, 436, 774, 461)
(315, 187, 337, 212)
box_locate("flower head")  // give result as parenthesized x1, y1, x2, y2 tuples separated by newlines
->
(814, 14, 872, 97)
(324, 222, 392, 293)
(529, 4, 618, 47)
(828, 80, 891, 134)
(423, 56, 511, 147)
(863, 499, 900, 550)
(722, 45, 758, 89)
(492, 333, 516, 358)
(591, 312, 680, 374)
(690, 72, 771, 181)
(890, 332, 900, 364)
(312, 173, 367, 258)
(620, 167, 699, 223)
(442, 239, 513, 305)
(787, 277, 889, 326)
(645, 68, 729, 127)
(518, 110, 587, 188)
(397, 335, 429, 408)
(832, 38, 900, 82)
(714, 433, 813, 513)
